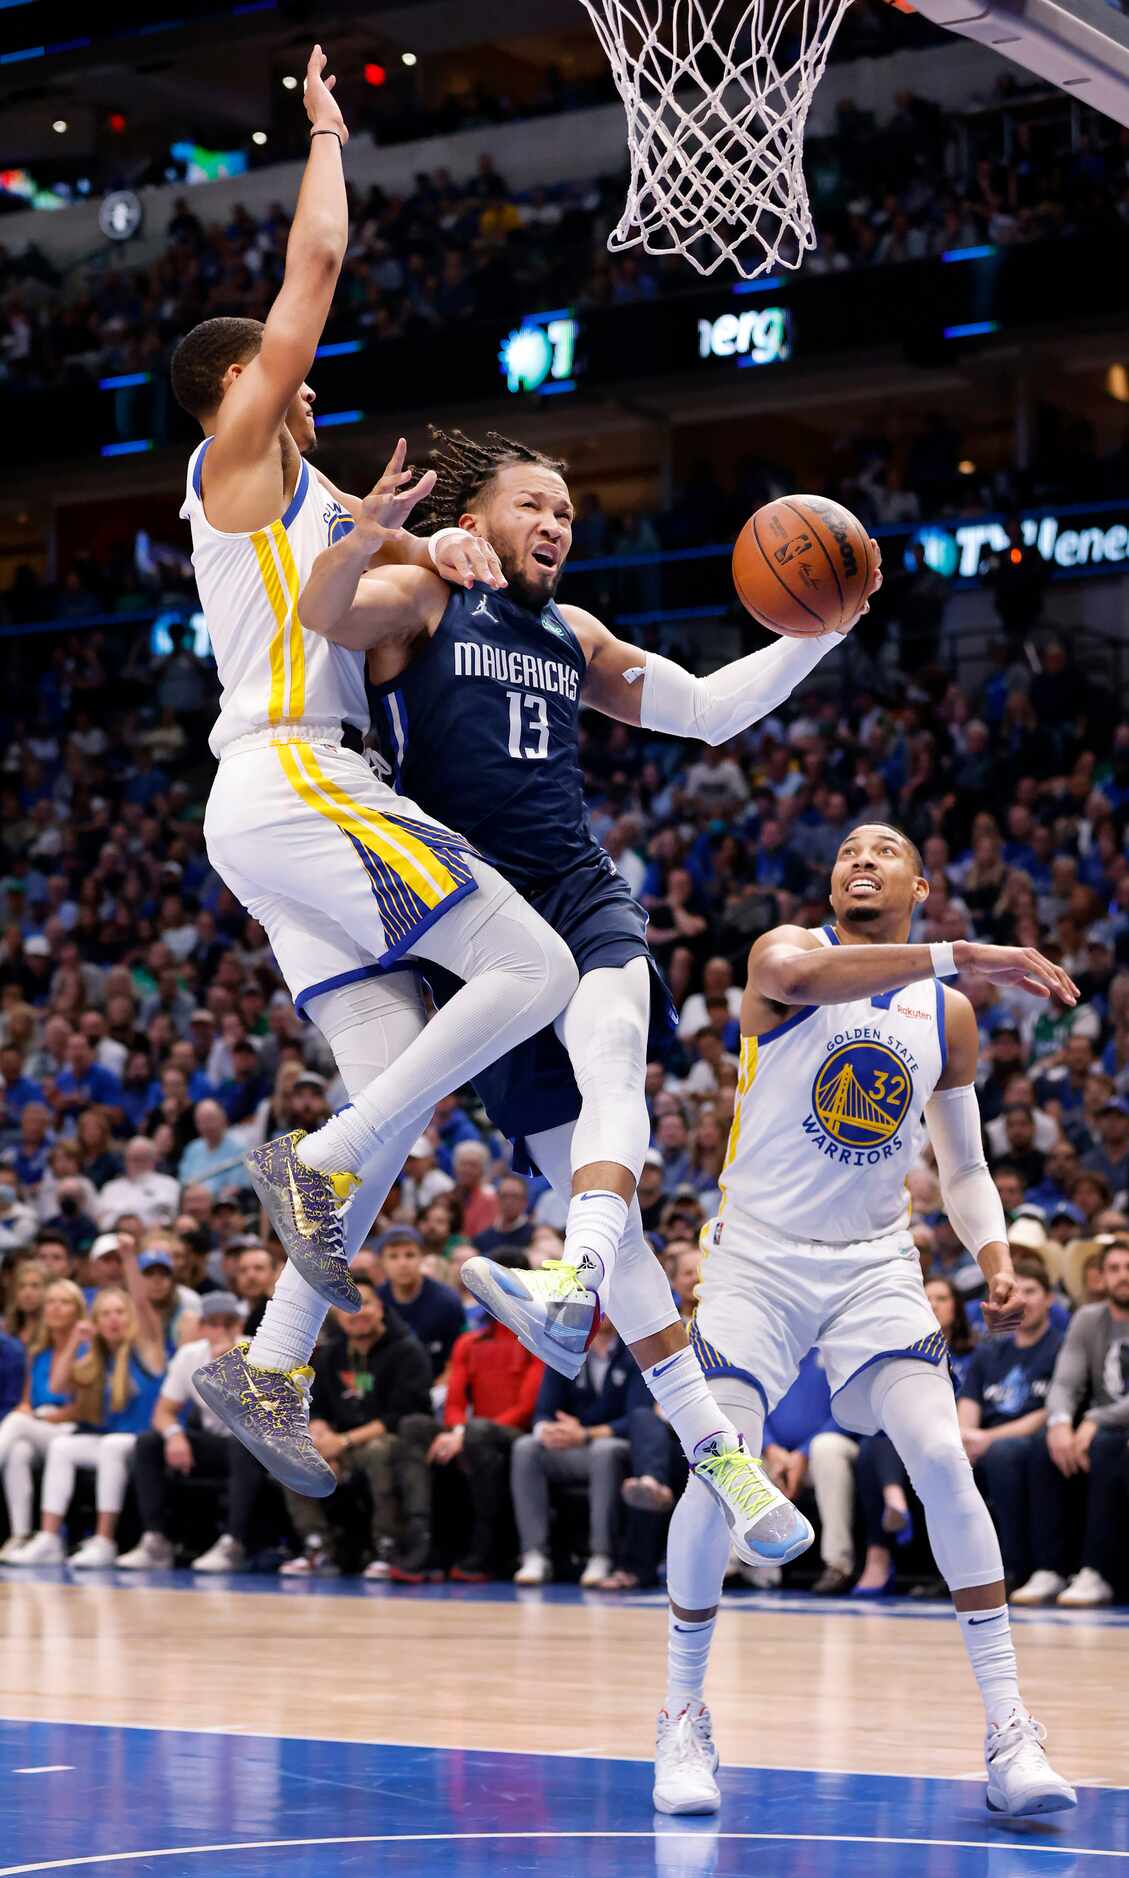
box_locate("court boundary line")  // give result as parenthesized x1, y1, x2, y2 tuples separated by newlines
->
(1, 1712, 1126, 1790)
(1, 1827, 1124, 1876)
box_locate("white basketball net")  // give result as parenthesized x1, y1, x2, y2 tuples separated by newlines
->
(577, 0, 853, 278)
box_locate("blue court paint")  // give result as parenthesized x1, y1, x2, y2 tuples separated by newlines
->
(0, 1721, 1123, 1877)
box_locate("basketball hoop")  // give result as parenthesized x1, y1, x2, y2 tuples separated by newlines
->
(577, 0, 853, 278)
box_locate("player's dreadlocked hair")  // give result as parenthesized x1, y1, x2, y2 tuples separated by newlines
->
(417, 427, 568, 532)
(170, 316, 265, 420)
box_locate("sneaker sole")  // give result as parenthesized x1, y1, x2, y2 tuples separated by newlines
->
(652, 1772, 722, 1816)
(245, 1156, 361, 1314)
(461, 1260, 592, 1379)
(193, 1370, 337, 1499)
(986, 1785, 1077, 1816)
(705, 1485, 815, 1568)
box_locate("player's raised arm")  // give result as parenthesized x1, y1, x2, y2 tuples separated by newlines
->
(208, 45, 348, 472)
(298, 454, 452, 649)
(566, 576, 878, 736)
(749, 928, 1079, 1009)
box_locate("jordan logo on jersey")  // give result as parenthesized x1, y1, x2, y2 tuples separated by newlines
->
(472, 594, 499, 625)
(804, 1033, 917, 1166)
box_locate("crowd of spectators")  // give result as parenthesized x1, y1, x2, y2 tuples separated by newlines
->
(0, 563, 1126, 1596)
(3, 83, 1129, 399)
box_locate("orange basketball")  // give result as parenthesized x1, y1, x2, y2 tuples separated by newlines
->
(732, 494, 872, 637)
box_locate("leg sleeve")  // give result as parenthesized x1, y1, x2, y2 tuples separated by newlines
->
(874, 1364, 1004, 1593)
(555, 958, 651, 1180)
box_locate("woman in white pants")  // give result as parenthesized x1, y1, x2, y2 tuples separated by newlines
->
(0, 1279, 85, 1560)
(15, 1281, 165, 1568)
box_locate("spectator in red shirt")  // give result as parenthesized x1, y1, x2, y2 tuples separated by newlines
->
(415, 1251, 543, 1581)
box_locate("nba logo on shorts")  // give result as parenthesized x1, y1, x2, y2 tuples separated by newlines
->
(811, 1042, 912, 1150)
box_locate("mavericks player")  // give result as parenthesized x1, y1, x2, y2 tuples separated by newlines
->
(291, 432, 880, 1562)
(652, 824, 1078, 1818)
(170, 50, 578, 1495)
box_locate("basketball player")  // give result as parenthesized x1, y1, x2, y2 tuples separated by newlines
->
(288, 431, 881, 1561)
(170, 50, 581, 1495)
(651, 824, 1078, 1818)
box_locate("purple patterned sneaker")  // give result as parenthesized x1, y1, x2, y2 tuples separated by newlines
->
(244, 1129, 361, 1311)
(192, 1341, 336, 1497)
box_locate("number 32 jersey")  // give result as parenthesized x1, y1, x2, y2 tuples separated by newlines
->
(720, 927, 949, 1243)
(368, 584, 605, 896)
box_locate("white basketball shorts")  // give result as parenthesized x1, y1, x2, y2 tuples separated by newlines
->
(690, 1201, 948, 1435)
(204, 733, 491, 1014)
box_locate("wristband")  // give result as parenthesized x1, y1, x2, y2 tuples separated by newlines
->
(1047, 1413, 1073, 1428)
(427, 526, 470, 568)
(162, 1424, 183, 1443)
(929, 941, 956, 980)
(310, 129, 343, 146)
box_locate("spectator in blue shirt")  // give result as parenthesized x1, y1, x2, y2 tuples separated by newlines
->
(6, 1103, 54, 1191)
(177, 1099, 249, 1198)
(511, 1318, 650, 1587)
(0, 1329, 25, 1422)
(215, 1039, 269, 1126)
(957, 1259, 1062, 1591)
(51, 1035, 123, 1126)
(0, 1045, 44, 1122)
(376, 1228, 465, 1381)
(431, 1094, 482, 1177)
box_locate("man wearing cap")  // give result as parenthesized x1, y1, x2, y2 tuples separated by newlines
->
(290, 1072, 332, 1135)
(957, 1259, 1062, 1591)
(1082, 1099, 1129, 1206)
(377, 1228, 465, 1383)
(118, 1290, 250, 1573)
(215, 1040, 270, 1127)
(85, 1232, 125, 1298)
(96, 1137, 180, 1233)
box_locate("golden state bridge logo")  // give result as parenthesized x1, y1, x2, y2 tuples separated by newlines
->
(811, 1042, 912, 1151)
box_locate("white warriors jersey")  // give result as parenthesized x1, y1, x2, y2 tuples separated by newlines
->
(718, 925, 948, 1242)
(180, 438, 369, 757)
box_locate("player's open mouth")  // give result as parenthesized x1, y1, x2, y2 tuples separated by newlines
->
(532, 547, 558, 568)
(846, 877, 881, 896)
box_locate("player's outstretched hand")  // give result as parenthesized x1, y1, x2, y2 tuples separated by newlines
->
(354, 438, 437, 547)
(430, 530, 507, 592)
(303, 44, 349, 145)
(981, 1272, 1025, 1337)
(954, 940, 1079, 1005)
(834, 538, 882, 632)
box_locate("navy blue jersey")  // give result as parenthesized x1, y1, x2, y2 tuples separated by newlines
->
(369, 584, 608, 896)
(367, 582, 675, 1155)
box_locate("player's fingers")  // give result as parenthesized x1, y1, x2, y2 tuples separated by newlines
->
(383, 437, 407, 476)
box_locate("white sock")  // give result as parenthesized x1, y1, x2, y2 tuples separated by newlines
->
(643, 1347, 741, 1461)
(247, 1261, 330, 1371)
(957, 1606, 1022, 1727)
(298, 1104, 370, 1175)
(666, 1610, 716, 1710)
(563, 1188, 628, 1293)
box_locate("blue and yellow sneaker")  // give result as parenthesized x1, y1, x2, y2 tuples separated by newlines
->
(244, 1129, 361, 1312)
(192, 1340, 336, 1498)
(692, 1438, 814, 1568)
(461, 1256, 600, 1379)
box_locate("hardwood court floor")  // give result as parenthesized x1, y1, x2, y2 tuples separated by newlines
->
(0, 1572, 1123, 1783)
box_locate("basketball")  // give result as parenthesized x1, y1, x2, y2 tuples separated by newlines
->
(732, 494, 873, 637)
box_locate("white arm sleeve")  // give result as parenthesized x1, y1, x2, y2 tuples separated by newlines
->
(638, 637, 839, 746)
(925, 1083, 1009, 1256)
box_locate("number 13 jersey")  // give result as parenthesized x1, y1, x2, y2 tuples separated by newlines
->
(368, 584, 604, 896)
(719, 926, 949, 1243)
